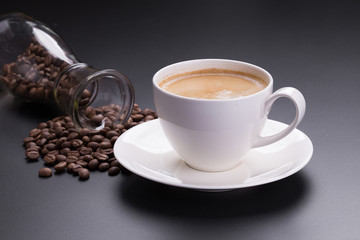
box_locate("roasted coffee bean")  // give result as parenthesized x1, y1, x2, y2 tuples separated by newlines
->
(60, 147, 70, 155)
(54, 161, 67, 172)
(45, 143, 56, 150)
(110, 136, 118, 144)
(66, 155, 78, 164)
(25, 141, 37, 149)
(36, 138, 47, 147)
(48, 150, 59, 156)
(29, 128, 41, 138)
(108, 166, 120, 176)
(81, 155, 93, 162)
(87, 142, 100, 151)
(110, 160, 122, 168)
(67, 150, 80, 158)
(43, 154, 56, 165)
(131, 114, 144, 122)
(142, 108, 157, 117)
(105, 130, 119, 139)
(78, 168, 90, 180)
(79, 147, 92, 155)
(72, 164, 82, 175)
(79, 128, 89, 137)
(88, 159, 99, 170)
(90, 114, 104, 125)
(92, 152, 108, 162)
(98, 162, 110, 171)
(61, 141, 72, 148)
(99, 141, 112, 149)
(39, 168, 52, 177)
(144, 115, 155, 122)
(98, 148, 113, 156)
(82, 136, 91, 143)
(55, 154, 67, 162)
(67, 132, 79, 140)
(23, 137, 35, 144)
(91, 135, 104, 143)
(23, 105, 157, 180)
(67, 163, 76, 173)
(76, 160, 88, 168)
(26, 149, 39, 161)
(38, 122, 48, 129)
(71, 139, 83, 148)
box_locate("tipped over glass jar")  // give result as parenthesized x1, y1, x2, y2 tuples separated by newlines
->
(0, 13, 134, 129)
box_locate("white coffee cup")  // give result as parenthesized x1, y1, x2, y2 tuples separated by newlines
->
(153, 59, 305, 172)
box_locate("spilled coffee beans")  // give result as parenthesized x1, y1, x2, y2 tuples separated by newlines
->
(23, 104, 157, 180)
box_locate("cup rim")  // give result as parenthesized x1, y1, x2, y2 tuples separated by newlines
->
(153, 59, 273, 102)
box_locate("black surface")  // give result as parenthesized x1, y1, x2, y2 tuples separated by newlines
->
(1, 1, 360, 239)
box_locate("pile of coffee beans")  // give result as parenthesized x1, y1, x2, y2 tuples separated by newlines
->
(23, 104, 157, 180)
(1, 38, 71, 102)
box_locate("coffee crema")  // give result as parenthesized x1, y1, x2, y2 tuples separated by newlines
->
(159, 68, 268, 99)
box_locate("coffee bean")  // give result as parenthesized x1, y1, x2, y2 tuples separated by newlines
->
(79, 128, 89, 137)
(25, 141, 37, 149)
(78, 168, 90, 180)
(144, 115, 155, 122)
(29, 128, 41, 138)
(71, 139, 83, 148)
(88, 159, 99, 170)
(82, 136, 91, 143)
(105, 130, 119, 139)
(66, 155, 78, 164)
(60, 147, 70, 155)
(92, 152, 108, 162)
(67, 150, 80, 158)
(87, 142, 100, 151)
(76, 160, 88, 168)
(90, 114, 104, 125)
(67, 163, 76, 173)
(131, 114, 144, 122)
(79, 147, 92, 155)
(39, 168, 52, 177)
(110, 160, 122, 168)
(99, 141, 112, 149)
(55, 154, 67, 162)
(72, 164, 82, 175)
(23, 105, 157, 180)
(82, 155, 93, 162)
(23, 137, 35, 144)
(61, 141, 72, 148)
(100, 147, 114, 154)
(36, 138, 47, 147)
(67, 132, 79, 140)
(98, 162, 110, 171)
(91, 135, 104, 143)
(38, 122, 48, 129)
(54, 161, 67, 172)
(43, 154, 56, 165)
(108, 166, 120, 176)
(45, 143, 57, 150)
(110, 136, 118, 144)
(26, 149, 39, 161)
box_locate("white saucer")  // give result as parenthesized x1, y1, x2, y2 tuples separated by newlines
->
(114, 119, 313, 191)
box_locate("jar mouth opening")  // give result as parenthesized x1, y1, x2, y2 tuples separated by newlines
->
(71, 69, 135, 130)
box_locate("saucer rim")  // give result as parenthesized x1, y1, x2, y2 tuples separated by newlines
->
(114, 119, 313, 191)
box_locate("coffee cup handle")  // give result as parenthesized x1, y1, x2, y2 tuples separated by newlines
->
(252, 87, 306, 148)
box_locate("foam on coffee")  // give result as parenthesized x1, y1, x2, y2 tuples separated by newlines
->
(159, 68, 268, 99)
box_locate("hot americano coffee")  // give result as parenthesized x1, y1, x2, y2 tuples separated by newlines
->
(159, 68, 268, 99)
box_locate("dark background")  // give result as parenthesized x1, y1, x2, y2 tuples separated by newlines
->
(1, 1, 360, 239)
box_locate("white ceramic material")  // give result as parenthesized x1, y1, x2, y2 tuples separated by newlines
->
(153, 59, 306, 172)
(114, 119, 313, 191)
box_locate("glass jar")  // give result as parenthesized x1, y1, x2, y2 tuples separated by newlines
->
(0, 12, 134, 129)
